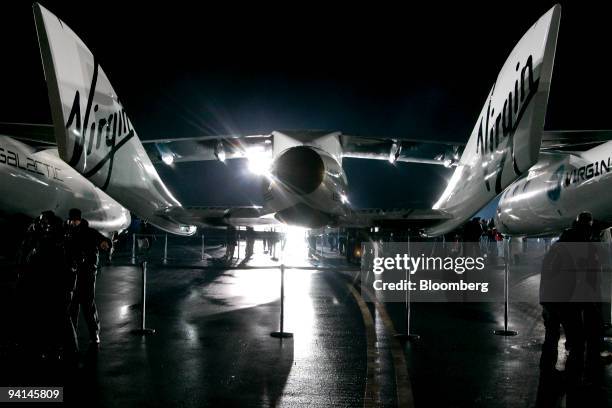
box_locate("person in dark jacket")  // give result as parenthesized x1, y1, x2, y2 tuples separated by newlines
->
(541, 211, 605, 378)
(64, 208, 110, 347)
(539, 240, 583, 372)
(559, 212, 605, 374)
(224, 226, 237, 263)
(17, 211, 77, 358)
(245, 227, 255, 259)
(463, 218, 484, 258)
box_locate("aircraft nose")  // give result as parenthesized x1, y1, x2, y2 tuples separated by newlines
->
(272, 146, 325, 195)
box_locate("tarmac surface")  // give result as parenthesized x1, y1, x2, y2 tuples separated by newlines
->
(1, 236, 612, 407)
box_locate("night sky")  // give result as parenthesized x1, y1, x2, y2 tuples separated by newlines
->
(2, 1, 612, 218)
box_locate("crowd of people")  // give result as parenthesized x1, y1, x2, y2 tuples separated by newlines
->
(16, 208, 110, 363)
(462, 217, 504, 257)
(223, 227, 282, 263)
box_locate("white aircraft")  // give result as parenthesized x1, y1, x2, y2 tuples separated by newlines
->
(0, 122, 130, 236)
(26, 4, 600, 238)
(495, 131, 612, 236)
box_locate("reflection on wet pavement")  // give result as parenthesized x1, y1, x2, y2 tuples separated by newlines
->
(67, 247, 367, 407)
(2, 241, 612, 407)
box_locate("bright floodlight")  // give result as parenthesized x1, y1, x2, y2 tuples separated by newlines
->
(161, 153, 174, 165)
(246, 147, 272, 175)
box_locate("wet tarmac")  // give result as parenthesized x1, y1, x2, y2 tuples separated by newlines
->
(1, 239, 612, 407)
(1, 243, 372, 407)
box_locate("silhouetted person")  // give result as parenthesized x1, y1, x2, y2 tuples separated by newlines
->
(245, 227, 255, 258)
(138, 221, 154, 253)
(17, 211, 77, 359)
(559, 213, 597, 243)
(463, 218, 483, 258)
(328, 233, 335, 250)
(539, 240, 583, 372)
(560, 212, 604, 378)
(263, 229, 269, 254)
(65, 208, 110, 347)
(338, 235, 346, 255)
(538, 219, 608, 408)
(224, 226, 237, 263)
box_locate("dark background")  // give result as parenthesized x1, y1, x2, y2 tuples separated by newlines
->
(1, 1, 610, 217)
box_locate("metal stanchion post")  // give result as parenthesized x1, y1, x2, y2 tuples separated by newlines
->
(237, 229, 241, 260)
(163, 234, 168, 264)
(132, 261, 156, 335)
(494, 236, 518, 336)
(396, 232, 420, 341)
(201, 233, 205, 261)
(131, 234, 136, 264)
(604, 236, 612, 335)
(271, 264, 293, 339)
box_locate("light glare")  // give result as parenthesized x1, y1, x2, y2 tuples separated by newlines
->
(161, 153, 174, 165)
(246, 147, 272, 175)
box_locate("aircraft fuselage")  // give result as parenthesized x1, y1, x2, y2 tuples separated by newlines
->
(0, 135, 130, 236)
(496, 141, 612, 236)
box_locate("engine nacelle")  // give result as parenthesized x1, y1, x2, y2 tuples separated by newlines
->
(272, 146, 326, 195)
(265, 146, 348, 228)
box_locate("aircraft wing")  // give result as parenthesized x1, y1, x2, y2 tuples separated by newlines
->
(162, 206, 280, 228)
(339, 208, 452, 229)
(541, 130, 612, 152)
(340, 134, 463, 166)
(142, 134, 272, 164)
(142, 131, 464, 166)
(161, 205, 450, 230)
(9, 125, 608, 160)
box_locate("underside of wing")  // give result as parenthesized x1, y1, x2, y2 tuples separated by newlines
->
(142, 130, 465, 167)
(339, 208, 452, 229)
(541, 130, 612, 152)
(143, 134, 271, 164)
(340, 134, 464, 166)
(162, 206, 280, 228)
